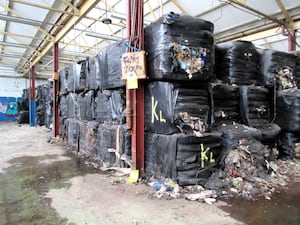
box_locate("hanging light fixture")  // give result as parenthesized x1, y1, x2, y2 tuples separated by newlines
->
(102, 0, 112, 24)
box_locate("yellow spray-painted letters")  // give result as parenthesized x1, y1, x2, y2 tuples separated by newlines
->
(151, 96, 166, 123)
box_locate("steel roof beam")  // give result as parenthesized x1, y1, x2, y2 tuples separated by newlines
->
(275, 0, 294, 28)
(23, 0, 100, 75)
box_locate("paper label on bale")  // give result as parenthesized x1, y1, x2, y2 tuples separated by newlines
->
(121, 51, 146, 79)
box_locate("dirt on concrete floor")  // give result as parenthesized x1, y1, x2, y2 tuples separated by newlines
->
(0, 122, 240, 225)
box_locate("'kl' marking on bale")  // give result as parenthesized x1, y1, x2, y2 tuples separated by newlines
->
(151, 96, 166, 123)
(200, 143, 215, 168)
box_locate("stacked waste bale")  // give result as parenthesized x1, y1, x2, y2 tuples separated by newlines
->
(144, 13, 222, 186)
(58, 41, 129, 168)
(259, 49, 297, 89)
(215, 41, 260, 85)
(36, 82, 53, 128)
(17, 89, 29, 124)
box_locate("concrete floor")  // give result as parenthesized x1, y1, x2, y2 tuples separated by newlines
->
(0, 122, 240, 225)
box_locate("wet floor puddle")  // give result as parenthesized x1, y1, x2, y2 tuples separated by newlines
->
(0, 153, 97, 225)
(1, 153, 299, 225)
(221, 183, 300, 225)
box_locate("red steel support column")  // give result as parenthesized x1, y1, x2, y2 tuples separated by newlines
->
(53, 42, 59, 136)
(29, 66, 36, 126)
(126, 0, 145, 174)
(288, 29, 296, 51)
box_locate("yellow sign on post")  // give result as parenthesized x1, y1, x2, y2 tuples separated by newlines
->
(121, 51, 146, 80)
(127, 72, 138, 89)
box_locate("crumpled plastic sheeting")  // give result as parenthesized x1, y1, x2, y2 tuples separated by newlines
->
(36, 83, 53, 128)
(66, 93, 79, 119)
(58, 95, 68, 118)
(79, 120, 99, 156)
(239, 85, 271, 127)
(98, 41, 125, 89)
(95, 124, 128, 168)
(77, 90, 95, 121)
(209, 83, 239, 124)
(145, 13, 214, 81)
(94, 88, 125, 123)
(67, 118, 80, 150)
(275, 89, 300, 132)
(59, 68, 69, 94)
(278, 131, 300, 159)
(145, 81, 209, 135)
(67, 61, 86, 92)
(215, 41, 259, 85)
(86, 56, 101, 90)
(145, 132, 222, 186)
(259, 49, 297, 88)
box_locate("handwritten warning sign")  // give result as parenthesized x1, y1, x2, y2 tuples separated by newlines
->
(121, 51, 146, 79)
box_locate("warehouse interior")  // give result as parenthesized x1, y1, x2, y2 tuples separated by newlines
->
(1, 0, 300, 224)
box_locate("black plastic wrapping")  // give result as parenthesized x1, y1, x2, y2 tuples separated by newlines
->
(176, 132, 222, 186)
(211, 123, 262, 150)
(36, 83, 53, 128)
(209, 83, 239, 124)
(145, 133, 178, 180)
(259, 49, 297, 88)
(79, 121, 99, 156)
(67, 61, 86, 92)
(86, 56, 101, 90)
(278, 131, 300, 159)
(94, 88, 125, 123)
(239, 85, 271, 127)
(67, 93, 79, 119)
(145, 81, 209, 135)
(98, 41, 125, 89)
(96, 124, 128, 168)
(145, 132, 222, 186)
(18, 89, 29, 111)
(59, 117, 68, 141)
(17, 110, 29, 124)
(145, 13, 215, 81)
(254, 123, 281, 147)
(59, 68, 69, 94)
(77, 90, 95, 121)
(215, 41, 259, 85)
(275, 89, 300, 132)
(59, 95, 68, 118)
(67, 119, 80, 150)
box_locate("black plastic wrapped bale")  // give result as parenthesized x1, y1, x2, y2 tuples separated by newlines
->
(209, 83, 239, 124)
(259, 49, 297, 88)
(59, 95, 68, 118)
(94, 88, 125, 123)
(67, 93, 79, 119)
(145, 81, 209, 135)
(145, 13, 214, 81)
(18, 89, 29, 111)
(176, 132, 222, 186)
(96, 124, 127, 168)
(86, 56, 101, 90)
(295, 51, 300, 89)
(17, 110, 29, 124)
(67, 61, 86, 92)
(215, 41, 259, 85)
(77, 90, 95, 121)
(145, 132, 177, 180)
(67, 119, 80, 150)
(98, 41, 125, 89)
(211, 123, 262, 150)
(278, 131, 300, 159)
(239, 86, 271, 127)
(79, 121, 99, 156)
(59, 117, 69, 141)
(275, 89, 300, 132)
(59, 68, 69, 94)
(254, 123, 281, 147)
